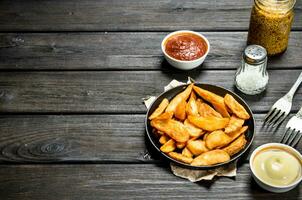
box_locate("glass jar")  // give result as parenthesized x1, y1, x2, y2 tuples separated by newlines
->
(235, 45, 269, 95)
(247, 0, 295, 56)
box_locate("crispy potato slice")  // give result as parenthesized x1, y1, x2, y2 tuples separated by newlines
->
(176, 142, 186, 149)
(187, 140, 209, 156)
(193, 86, 230, 117)
(191, 150, 230, 166)
(159, 135, 170, 144)
(197, 102, 222, 118)
(228, 126, 248, 141)
(166, 84, 193, 114)
(153, 111, 173, 120)
(182, 147, 193, 158)
(223, 134, 247, 156)
(186, 92, 199, 116)
(160, 139, 176, 153)
(225, 115, 245, 134)
(184, 119, 205, 138)
(168, 152, 193, 164)
(175, 99, 187, 121)
(151, 119, 190, 143)
(149, 98, 169, 120)
(224, 94, 250, 120)
(188, 115, 229, 131)
(205, 130, 232, 149)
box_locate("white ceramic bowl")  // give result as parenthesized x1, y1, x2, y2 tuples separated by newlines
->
(250, 143, 302, 193)
(161, 30, 210, 70)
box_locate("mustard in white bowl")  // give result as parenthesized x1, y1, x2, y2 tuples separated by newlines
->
(250, 143, 302, 193)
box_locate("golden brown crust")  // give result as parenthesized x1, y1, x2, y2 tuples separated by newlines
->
(186, 140, 209, 156)
(193, 86, 230, 117)
(205, 130, 231, 149)
(223, 135, 247, 156)
(224, 94, 250, 120)
(191, 150, 230, 166)
(151, 118, 190, 143)
(149, 98, 169, 120)
(168, 152, 193, 164)
(166, 84, 193, 113)
(225, 115, 244, 134)
(160, 139, 176, 153)
(188, 115, 229, 131)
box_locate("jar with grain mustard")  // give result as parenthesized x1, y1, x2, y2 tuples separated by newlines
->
(247, 0, 295, 56)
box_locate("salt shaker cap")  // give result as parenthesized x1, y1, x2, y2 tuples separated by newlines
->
(243, 45, 267, 65)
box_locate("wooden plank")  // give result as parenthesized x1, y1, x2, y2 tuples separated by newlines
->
(0, 163, 300, 200)
(0, 0, 301, 31)
(0, 114, 300, 163)
(0, 70, 301, 113)
(0, 32, 301, 70)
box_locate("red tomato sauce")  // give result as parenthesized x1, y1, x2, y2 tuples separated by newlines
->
(165, 33, 207, 61)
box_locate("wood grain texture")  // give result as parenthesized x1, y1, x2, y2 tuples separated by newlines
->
(0, 163, 301, 200)
(0, 0, 301, 31)
(0, 70, 301, 113)
(0, 32, 301, 70)
(0, 114, 300, 163)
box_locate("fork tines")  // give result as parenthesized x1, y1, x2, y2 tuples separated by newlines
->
(280, 128, 302, 147)
(264, 108, 287, 127)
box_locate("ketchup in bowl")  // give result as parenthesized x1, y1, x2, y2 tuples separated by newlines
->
(164, 33, 208, 61)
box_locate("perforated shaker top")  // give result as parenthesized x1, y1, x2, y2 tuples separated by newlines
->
(243, 45, 267, 64)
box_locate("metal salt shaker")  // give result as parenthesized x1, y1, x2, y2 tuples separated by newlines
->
(235, 45, 269, 95)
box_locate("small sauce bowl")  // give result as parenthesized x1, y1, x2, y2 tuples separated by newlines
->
(250, 143, 302, 193)
(161, 30, 210, 70)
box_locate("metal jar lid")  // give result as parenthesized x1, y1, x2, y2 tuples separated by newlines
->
(243, 45, 267, 65)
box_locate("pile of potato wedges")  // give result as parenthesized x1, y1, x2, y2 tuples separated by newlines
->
(149, 84, 250, 166)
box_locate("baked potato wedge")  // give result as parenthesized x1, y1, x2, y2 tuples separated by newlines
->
(160, 139, 176, 153)
(185, 92, 199, 116)
(224, 94, 250, 120)
(193, 86, 230, 117)
(225, 115, 244, 134)
(228, 126, 248, 141)
(166, 84, 193, 114)
(151, 118, 190, 143)
(175, 99, 187, 121)
(222, 134, 247, 156)
(197, 102, 222, 118)
(186, 140, 209, 156)
(182, 147, 193, 158)
(153, 111, 173, 120)
(184, 119, 205, 138)
(205, 130, 232, 149)
(188, 115, 229, 131)
(191, 150, 230, 166)
(149, 98, 169, 120)
(159, 135, 170, 144)
(168, 152, 193, 164)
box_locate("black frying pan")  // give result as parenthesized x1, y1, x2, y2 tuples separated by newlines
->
(145, 83, 255, 170)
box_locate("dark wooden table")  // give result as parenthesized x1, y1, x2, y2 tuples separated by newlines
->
(0, 0, 301, 199)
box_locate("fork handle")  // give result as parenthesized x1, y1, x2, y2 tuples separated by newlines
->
(287, 72, 302, 99)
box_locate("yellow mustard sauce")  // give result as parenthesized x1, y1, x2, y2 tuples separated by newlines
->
(247, 1, 294, 56)
(253, 148, 301, 186)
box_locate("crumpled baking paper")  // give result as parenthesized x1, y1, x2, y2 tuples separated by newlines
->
(143, 77, 237, 182)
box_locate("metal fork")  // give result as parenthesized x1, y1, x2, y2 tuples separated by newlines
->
(264, 72, 302, 126)
(280, 106, 302, 147)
